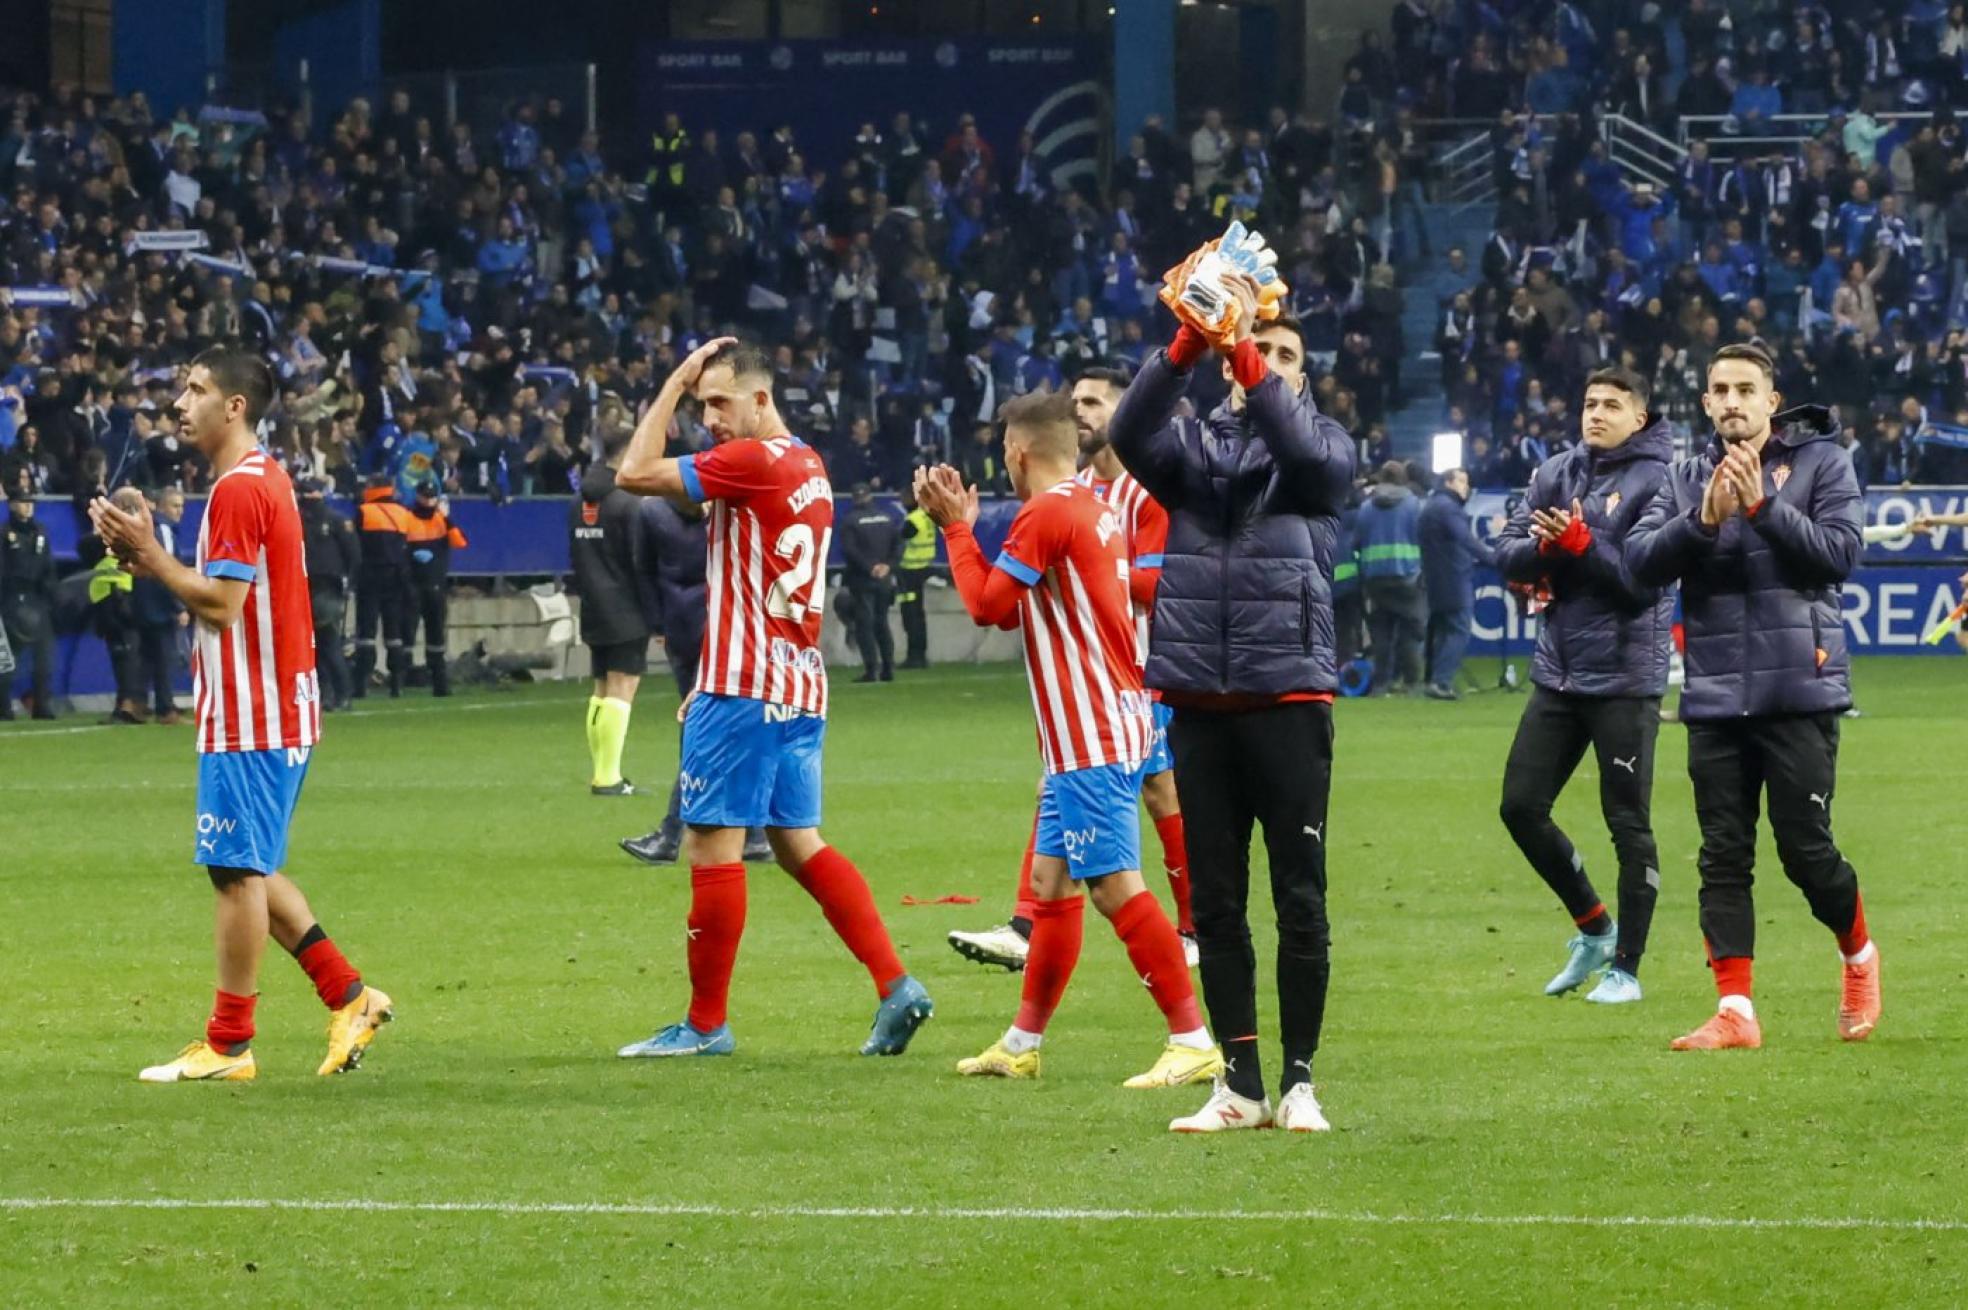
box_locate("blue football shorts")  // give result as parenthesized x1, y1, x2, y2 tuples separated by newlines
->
(193, 746, 311, 875)
(1141, 700, 1175, 778)
(1033, 762, 1142, 881)
(677, 692, 825, 829)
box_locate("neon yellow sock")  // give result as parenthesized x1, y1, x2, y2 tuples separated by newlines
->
(594, 697, 633, 788)
(585, 696, 606, 785)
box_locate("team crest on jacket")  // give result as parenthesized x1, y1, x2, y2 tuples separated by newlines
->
(581, 502, 600, 526)
(1771, 464, 1791, 490)
(1604, 491, 1621, 513)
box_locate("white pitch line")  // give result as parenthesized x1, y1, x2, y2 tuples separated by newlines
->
(0, 1197, 1963, 1233)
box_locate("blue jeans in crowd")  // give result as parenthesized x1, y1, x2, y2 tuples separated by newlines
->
(1427, 608, 1473, 691)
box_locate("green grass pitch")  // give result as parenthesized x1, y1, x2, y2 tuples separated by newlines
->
(1, 658, 1963, 1306)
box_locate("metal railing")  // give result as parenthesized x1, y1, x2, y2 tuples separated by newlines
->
(1677, 110, 1932, 158)
(388, 63, 598, 153)
(1601, 113, 1686, 189)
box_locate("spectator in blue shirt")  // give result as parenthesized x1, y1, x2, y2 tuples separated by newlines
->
(499, 103, 541, 172)
(1729, 67, 1783, 131)
(1698, 241, 1742, 306)
(1836, 180, 1880, 253)
(476, 216, 531, 288)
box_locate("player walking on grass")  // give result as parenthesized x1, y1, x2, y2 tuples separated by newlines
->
(916, 390, 1220, 1092)
(613, 338, 932, 1058)
(1626, 342, 1881, 1050)
(1108, 244, 1352, 1133)
(1494, 368, 1674, 1004)
(90, 347, 391, 1083)
(946, 368, 1199, 974)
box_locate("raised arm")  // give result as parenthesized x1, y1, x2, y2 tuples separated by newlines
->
(617, 336, 735, 504)
(90, 494, 247, 627)
(914, 465, 1025, 630)
(1109, 325, 1206, 510)
(1624, 464, 1714, 588)
(1493, 475, 1547, 584)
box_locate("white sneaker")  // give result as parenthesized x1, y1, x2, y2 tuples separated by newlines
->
(947, 924, 1029, 972)
(1169, 1078, 1273, 1133)
(1276, 1083, 1331, 1132)
(1180, 931, 1199, 969)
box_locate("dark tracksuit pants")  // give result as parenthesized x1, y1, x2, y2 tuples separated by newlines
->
(409, 581, 451, 695)
(1364, 576, 1423, 691)
(1170, 699, 1333, 1100)
(353, 570, 410, 696)
(1685, 713, 1861, 961)
(898, 567, 930, 665)
(3, 607, 54, 715)
(311, 587, 352, 709)
(136, 621, 179, 716)
(845, 576, 894, 676)
(1426, 607, 1473, 689)
(1500, 687, 1663, 973)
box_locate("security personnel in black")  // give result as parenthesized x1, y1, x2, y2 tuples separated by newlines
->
(299, 478, 359, 711)
(840, 481, 901, 683)
(403, 480, 468, 697)
(1, 487, 58, 719)
(354, 472, 416, 698)
(896, 484, 936, 669)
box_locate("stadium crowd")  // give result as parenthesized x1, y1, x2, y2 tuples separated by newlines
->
(3, 1, 1968, 519)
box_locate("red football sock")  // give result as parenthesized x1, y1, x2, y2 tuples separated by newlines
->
(295, 933, 363, 1010)
(1153, 813, 1193, 934)
(1837, 894, 1870, 957)
(205, 988, 257, 1052)
(1013, 895, 1085, 1033)
(1112, 890, 1204, 1034)
(1711, 955, 1753, 1000)
(1012, 811, 1040, 924)
(795, 846, 906, 998)
(686, 864, 747, 1032)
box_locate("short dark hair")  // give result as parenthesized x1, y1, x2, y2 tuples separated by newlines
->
(1584, 366, 1651, 410)
(1254, 313, 1304, 347)
(1709, 341, 1775, 384)
(703, 339, 773, 385)
(1075, 366, 1131, 392)
(996, 388, 1077, 460)
(190, 345, 274, 426)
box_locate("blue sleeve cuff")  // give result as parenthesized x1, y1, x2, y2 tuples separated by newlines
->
(1132, 552, 1164, 569)
(676, 454, 706, 503)
(993, 551, 1042, 585)
(203, 559, 257, 582)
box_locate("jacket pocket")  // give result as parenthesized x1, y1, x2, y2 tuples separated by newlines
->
(1300, 573, 1314, 652)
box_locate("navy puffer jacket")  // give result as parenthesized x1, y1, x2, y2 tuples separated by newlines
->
(1624, 406, 1860, 721)
(1110, 347, 1356, 696)
(1418, 487, 1497, 613)
(1495, 417, 1675, 698)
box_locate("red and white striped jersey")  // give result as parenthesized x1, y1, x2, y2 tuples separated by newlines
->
(995, 480, 1151, 774)
(193, 449, 321, 753)
(1074, 466, 1168, 670)
(678, 434, 833, 716)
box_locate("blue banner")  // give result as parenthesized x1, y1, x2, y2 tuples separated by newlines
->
(639, 38, 1103, 196)
(1470, 564, 1966, 658)
(32, 486, 1968, 579)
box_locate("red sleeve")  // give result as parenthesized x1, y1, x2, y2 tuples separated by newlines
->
(681, 439, 777, 503)
(943, 522, 1025, 629)
(1128, 494, 1167, 605)
(201, 477, 269, 581)
(996, 494, 1067, 583)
